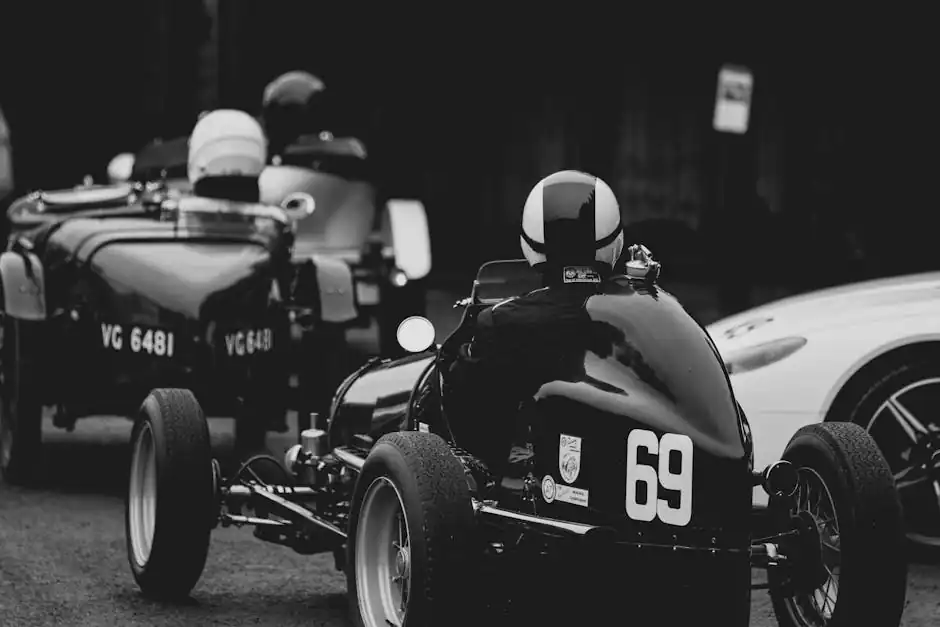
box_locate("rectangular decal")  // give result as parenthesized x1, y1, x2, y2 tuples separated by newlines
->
(558, 433, 582, 484)
(541, 475, 589, 507)
(100, 323, 175, 357)
(556, 485, 589, 507)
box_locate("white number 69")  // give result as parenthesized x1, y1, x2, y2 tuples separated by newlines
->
(625, 429, 693, 527)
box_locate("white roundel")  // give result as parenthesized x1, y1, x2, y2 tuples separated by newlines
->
(187, 109, 267, 184)
(541, 475, 557, 503)
(560, 454, 580, 484)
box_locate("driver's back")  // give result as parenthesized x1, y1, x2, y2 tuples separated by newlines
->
(445, 279, 609, 472)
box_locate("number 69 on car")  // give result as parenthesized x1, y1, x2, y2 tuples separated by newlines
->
(101, 323, 175, 357)
(625, 429, 693, 527)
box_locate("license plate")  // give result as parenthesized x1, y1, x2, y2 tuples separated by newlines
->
(356, 282, 380, 305)
(100, 323, 175, 357)
(222, 327, 274, 357)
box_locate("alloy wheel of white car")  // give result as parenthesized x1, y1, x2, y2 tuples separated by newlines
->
(863, 374, 940, 547)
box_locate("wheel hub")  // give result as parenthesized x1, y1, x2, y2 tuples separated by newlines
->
(789, 510, 829, 594)
(394, 546, 409, 580)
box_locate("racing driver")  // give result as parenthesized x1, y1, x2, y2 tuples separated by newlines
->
(445, 170, 625, 477)
(109, 70, 326, 185)
(259, 70, 328, 161)
(187, 108, 267, 202)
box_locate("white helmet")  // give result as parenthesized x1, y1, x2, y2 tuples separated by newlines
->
(187, 109, 267, 185)
(520, 170, 624, 271)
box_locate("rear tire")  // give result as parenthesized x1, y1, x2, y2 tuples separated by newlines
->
(126, 388, 215, 600)
(0, 315, 43, 486)
(346, 431, 474, 626)
(770, 422, 907, 627)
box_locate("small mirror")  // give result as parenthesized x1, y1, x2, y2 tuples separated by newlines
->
(396, 316, 435, 353)
(281, 191, 316, 221)
(108, 152, 135, 183)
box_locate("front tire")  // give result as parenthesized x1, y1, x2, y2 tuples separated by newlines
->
(346, 431, 474, 627)
(126, 388, 215, 600)
(0, 315, 43, 486)
(770, 422, 907, 627)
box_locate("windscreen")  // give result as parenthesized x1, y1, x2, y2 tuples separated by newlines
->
(473, 259, 542, 303)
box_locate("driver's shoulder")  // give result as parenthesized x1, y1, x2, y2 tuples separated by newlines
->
(482, 287, 555, 326)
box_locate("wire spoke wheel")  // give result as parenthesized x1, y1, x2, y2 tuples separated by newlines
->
(128, 421, 158, 568)
(866, 377, 940, 546)
(355, 477, 411, 627)
(785, 467, 842, 626)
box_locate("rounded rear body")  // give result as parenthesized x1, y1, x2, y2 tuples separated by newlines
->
(530, 282, 752, 534)
(523, 281, 754, 622)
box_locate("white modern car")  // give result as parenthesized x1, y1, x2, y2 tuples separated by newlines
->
(707, 271, 940, 548)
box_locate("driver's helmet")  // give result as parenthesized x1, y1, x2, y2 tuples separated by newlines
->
(261, 70, 326, 155)
(520, 170, 624, 272)
(187, 109, 267, 185)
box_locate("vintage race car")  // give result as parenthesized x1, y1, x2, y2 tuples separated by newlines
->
(707, 271, 940, 551)
(107, 132, 430, 357)
(124, 250, 908, 626)
(0, 181, 356, 485)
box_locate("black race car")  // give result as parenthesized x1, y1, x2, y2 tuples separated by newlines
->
(107, 131, 430, 357)
(123, 249, 907, 626)
(0, 181, 355, 485)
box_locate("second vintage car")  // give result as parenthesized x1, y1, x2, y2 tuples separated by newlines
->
(107, 130, 431, 357)
(0, 181, 357, 485)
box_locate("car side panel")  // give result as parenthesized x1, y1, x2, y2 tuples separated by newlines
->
(328, 352, 436, 447)
(717, 311, 940, 505)
(309, 254, 357, 323)
(716, 306, 940, 416)
(0, 250, 46, 320)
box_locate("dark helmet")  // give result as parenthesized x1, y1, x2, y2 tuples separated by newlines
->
(520, 170, 624, 274)
(260, 71, 326, 153)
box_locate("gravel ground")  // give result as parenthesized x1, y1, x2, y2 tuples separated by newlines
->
(2, 417, 937, 627)
(1, 288, 938, 626)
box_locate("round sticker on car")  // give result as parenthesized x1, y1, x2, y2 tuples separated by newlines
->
(541, 475, 557, 503)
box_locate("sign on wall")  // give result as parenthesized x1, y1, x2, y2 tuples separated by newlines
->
(713, 65, 753, 134)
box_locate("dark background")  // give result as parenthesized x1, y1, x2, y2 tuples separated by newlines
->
(1, 3, 935, 309)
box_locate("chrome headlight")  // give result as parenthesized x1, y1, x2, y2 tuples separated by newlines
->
(723, 336, 807, 376)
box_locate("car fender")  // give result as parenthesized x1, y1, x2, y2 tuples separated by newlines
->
(0, 250, 46, 320)
(726, 306, 940, 418)
(381, 200, 431, 280)
(311, 255, 357, 323)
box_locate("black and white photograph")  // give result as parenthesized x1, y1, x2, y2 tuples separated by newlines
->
(0, 3, 936, 626)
